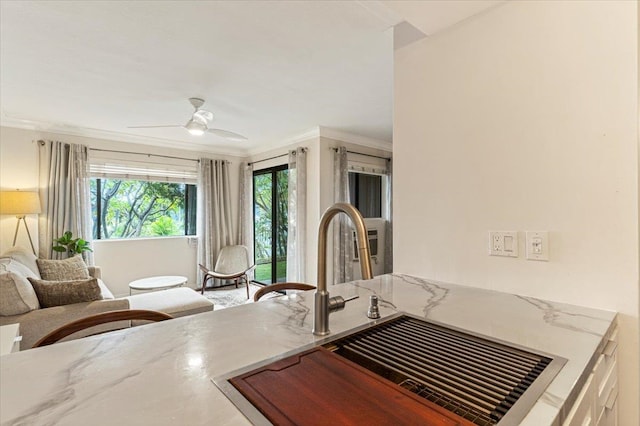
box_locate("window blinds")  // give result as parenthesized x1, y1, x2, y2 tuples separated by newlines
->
(89, 150, 198, 184)
(347, 152, 389, 176)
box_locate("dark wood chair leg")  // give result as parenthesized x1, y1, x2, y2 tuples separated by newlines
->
(245, 275, 250, 299)
(201, 273, 214, 294)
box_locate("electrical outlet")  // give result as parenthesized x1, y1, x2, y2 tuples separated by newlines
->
(489, 232, 518, 257)
(526, 231, 549, 261)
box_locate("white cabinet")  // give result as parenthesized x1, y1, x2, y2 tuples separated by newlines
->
(564, 373, 597, 426)
(563, 326, 618, 426)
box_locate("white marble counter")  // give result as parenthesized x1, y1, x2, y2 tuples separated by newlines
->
(0, 274, 616, 425)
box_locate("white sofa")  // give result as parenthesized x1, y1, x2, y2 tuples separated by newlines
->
(0, 247, 213, 349)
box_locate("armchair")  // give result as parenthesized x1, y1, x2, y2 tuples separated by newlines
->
(199, 245, 255, 298)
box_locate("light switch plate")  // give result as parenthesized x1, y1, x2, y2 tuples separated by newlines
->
(526, 231, 549, 261)
(489, 231, 518, 257)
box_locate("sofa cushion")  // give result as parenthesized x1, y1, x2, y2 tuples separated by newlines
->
(0, 271, 40, 315)
(97, 279, 115, 299)
(28, 277, 102, 308)
(126, 287, 213, 325)
(0, 247, 41, 278)
(37, 256, 90, 281)
(0, 298, 130, 349)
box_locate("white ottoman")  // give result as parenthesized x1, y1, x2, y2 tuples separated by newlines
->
(126, 287, 214, 325)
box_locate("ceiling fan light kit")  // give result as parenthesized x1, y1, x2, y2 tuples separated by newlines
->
(185, 118, 206, 136)
(128, 97, 247, 141)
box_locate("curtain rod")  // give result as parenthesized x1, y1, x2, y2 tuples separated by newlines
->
(89, 148, 199, 163)
(333, 147, 391, 161)
(38, 141, 235, 164)
(248, 147, 307, 166)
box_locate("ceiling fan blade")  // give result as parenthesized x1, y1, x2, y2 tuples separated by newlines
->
(207, 128, 247, 141)
(127, 125, 183, 129)
(193, 109, 214, 123)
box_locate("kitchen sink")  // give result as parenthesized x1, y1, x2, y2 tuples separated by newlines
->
(214, 313, 566, 425)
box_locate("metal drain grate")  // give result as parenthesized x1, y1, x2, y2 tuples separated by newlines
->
(331, 315, 553, 425)
(400, 378, 495, 426)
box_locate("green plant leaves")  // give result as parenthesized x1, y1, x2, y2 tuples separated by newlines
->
(52, 231, 93, 256)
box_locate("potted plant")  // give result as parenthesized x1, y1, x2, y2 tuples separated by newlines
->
(52, 231, 93, 258)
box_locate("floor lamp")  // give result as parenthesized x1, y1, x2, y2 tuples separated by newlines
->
(0, 190, 42, 255)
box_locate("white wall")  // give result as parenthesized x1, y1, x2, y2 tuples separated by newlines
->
(0, 127, 40, 254)
(394, 1, 639, 424)
(93, 237, 197, 297)
(0, 126, 243, 295)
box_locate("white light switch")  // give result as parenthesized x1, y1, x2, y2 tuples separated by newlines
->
(504, 236, 514, 252)
(526, 231, 549, 261)
(489, 232, 518, 257)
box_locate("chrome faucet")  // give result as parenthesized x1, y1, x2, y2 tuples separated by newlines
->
(313, 203, 373, 336)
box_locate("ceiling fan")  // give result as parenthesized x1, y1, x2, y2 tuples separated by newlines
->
(128, 98, 247, 141)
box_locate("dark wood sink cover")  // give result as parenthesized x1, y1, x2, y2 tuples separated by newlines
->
(230, 346, 475, 425)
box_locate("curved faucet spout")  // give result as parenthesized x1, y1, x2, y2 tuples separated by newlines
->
(313, 203, 373, 336)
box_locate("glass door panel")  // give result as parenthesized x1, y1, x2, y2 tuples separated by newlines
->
(253, 165, 288, 284)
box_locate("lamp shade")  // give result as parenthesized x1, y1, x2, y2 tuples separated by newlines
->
(0, 191, 42, 215)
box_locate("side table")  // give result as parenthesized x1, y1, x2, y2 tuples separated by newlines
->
(129, 275, 188, 295)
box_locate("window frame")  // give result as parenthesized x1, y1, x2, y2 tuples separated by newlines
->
(91, 177, 197, 240)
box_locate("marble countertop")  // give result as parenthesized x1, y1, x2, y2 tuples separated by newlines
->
(0, 274, 616, 425)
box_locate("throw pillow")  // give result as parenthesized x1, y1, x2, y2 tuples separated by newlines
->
(37, 256, 90, 281)
(0, 247, 41, 278)
(28, 277, 102, 308)
(1, 258, 39, 280)
(0, 270, 40, 316)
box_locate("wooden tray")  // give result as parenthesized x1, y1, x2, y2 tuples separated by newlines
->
(230, 346, 476, 425)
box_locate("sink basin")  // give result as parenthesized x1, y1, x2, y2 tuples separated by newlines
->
(214, 312, 566, 425)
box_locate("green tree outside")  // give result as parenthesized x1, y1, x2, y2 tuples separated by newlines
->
(91, 179, 191, 239)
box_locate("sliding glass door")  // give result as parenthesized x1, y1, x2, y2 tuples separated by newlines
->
(253, 165, 288, 284)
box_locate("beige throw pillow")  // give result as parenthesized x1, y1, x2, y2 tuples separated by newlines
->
(0, 247, 41, 278)
(28, 277, 102, 308)
(0, 271, 40, 315)
(37, 256, 90, 281)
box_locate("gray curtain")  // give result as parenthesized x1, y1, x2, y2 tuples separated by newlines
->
(384, 159, 393, 274)
(333, 146, 353, 284)
(38, 140, 93, 264)
(197, 158, 234, 288)
(286, 147, 307, 282)
(238, 161, 254, 278)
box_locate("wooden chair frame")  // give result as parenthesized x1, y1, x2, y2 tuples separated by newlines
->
(33, 309, 173, 348)
(253, 283, 316, 302)
(199, 263, 256, 298)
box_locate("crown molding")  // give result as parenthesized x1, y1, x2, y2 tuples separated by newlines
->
(318, 127, 392, 152)
(246, 127, 321, 157)
(0, 115, 248, 157)
(245, 126, 393, 157)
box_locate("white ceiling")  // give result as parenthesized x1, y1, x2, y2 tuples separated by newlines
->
(0, 1, 501, 156)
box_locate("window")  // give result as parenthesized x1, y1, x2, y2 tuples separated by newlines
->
(91, 178, 196, 239)
(253, 165, 288, 284)
(349, 172, 382, 218)
(89, 150, 198, 240)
